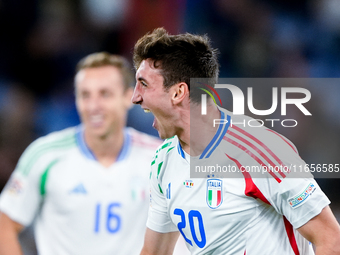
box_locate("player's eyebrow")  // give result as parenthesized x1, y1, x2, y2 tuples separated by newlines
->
(137, 77, 148, 83)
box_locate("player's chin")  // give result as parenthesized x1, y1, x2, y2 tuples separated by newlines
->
(154, 126, 164, 139)
(87, 125, 109, 137)
(157, 128, 174, 140)
(154, 120, 172, 139)
(158, 132, 168, 140)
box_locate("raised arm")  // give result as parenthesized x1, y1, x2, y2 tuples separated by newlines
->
(298, 206, 340, 255)
(140, 228, 180, 255)
(0, 212, 24, 255)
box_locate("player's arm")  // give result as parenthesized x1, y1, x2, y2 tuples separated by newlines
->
(297, 206, 340, 255)
(140, 228, 180, 255)
(0, 212, 24, 255)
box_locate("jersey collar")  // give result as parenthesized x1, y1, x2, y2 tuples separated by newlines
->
(200, 110, 231, 159)
(75, 125, 131, 162)
(176, 109, 231, 160)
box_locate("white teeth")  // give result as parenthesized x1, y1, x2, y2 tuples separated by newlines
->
(144, 109, 151, 113)
(90, 115, 103, 123)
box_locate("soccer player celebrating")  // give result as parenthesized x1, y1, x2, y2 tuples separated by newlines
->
(0, 52, 162, 255)
(131, 28, 340, 255)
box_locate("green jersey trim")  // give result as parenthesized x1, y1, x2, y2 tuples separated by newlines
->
(19, 133, 76, 176)
(157, 162, 163, 179)
(40, 159, 59, 196)
(158, 184, 163, 194)
(167, 147, 175, 153)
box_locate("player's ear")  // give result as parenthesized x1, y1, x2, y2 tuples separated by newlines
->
(171, 82, 189, 105)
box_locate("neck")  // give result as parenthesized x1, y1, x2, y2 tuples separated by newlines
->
(84, 127, 125, 168)
(179, 102, 220, 156)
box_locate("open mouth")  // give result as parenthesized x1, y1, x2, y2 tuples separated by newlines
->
(89, 115, 104, 126)
(142, 108, 157, 129)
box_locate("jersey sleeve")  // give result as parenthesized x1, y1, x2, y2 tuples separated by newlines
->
(249, 130, 330, 229)
(252, 175, 329, 228)
(146, 143, 178, 233)
(0, 139, 46, 226)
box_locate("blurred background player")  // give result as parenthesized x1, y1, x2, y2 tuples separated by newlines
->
(0, 52, 162, 255)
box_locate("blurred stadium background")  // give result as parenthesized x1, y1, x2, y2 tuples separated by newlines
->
(0, 0, 340, 254)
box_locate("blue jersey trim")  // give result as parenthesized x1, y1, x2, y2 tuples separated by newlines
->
(76, 125, 131, 162)
(76, 125, 97, 161)
(116, 130, 131, 162)
(177, 141, 185, 159)
(206, 115, 230, 158)
(200, 111, 225, 159)
(200, 111, 231, 159)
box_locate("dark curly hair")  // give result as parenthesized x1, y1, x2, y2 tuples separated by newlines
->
(133, 28, 219, 102)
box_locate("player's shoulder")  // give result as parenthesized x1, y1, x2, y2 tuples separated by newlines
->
(16, 127, 78, 176)
(26, 126, 77, 153)
(127, 127, 162, 151)
(155, 135, 177, 156)
(151, 136, 177, 165)
(149, 136, 177, 184)
(222, 108, 298, 155)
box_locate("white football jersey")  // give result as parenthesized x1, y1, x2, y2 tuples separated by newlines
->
(147, 108, 330, 255)
(0, 126, 162, 255)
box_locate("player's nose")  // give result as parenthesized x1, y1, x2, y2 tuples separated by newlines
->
(86, 96, 102, 112)
(131, 84, 142, 105)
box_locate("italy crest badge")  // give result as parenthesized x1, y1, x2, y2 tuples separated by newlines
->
(206, 179, 223, 209)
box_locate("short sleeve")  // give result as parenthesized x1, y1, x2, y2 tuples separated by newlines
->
(0, 144, 44, 226)
(146, 152, 178, 233)
(249, 127, 330, 229)
(252, 174, 330, 229)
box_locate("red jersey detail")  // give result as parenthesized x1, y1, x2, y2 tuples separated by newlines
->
(223, 136, 282, 183)
(131, 134, 161, 149)
(217, 190, 222, 205)
(231, 125, 287, 177)
(227, 130, 286, 178)
(226, 154, 270, 205)
(283, 216, 300, 255)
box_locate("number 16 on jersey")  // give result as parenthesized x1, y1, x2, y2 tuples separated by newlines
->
(94, 202, 121, 233)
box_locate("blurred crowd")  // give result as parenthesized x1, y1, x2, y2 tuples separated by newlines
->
(0, 0, 339, 217)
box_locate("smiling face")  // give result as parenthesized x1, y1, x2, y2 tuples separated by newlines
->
(132, 59, 177, 139)
(75, 66, 132, 140)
